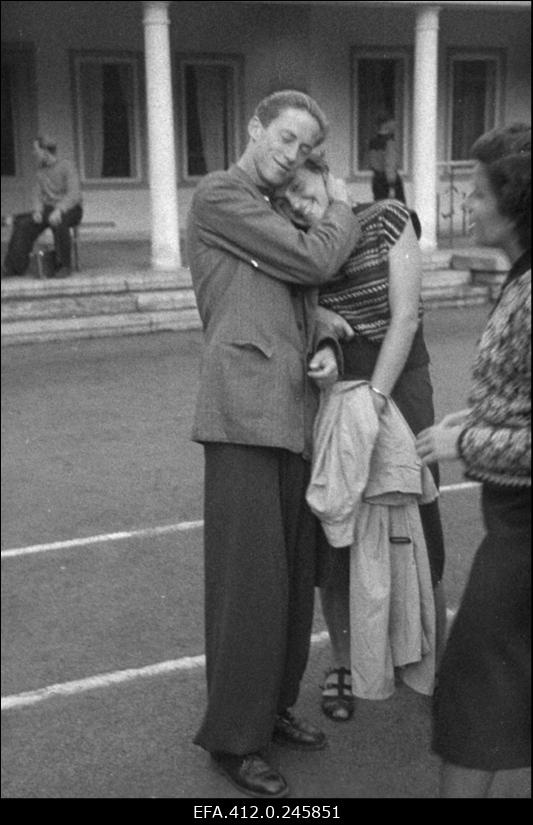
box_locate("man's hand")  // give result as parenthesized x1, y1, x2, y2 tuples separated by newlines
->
(308, 345, 339, 390)
(48, 208, 63, 227)
(317, 306, 355, 342)
(32, 211, 43, 224)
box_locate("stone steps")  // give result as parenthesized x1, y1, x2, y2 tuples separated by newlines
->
(1, 250, 508, 346)
(421, 267, 491, 308)
(422, 284, 491, 310)
(1, 269, 201, 345)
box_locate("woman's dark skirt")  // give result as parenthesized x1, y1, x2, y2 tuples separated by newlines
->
(433, 484, 531, 771)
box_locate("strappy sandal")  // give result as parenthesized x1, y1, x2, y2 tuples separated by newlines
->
(320, 667, 355, 722)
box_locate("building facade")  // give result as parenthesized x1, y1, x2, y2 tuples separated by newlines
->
(1, 0, 531, 267)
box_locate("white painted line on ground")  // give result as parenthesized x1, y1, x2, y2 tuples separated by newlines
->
(1, 632, 331, 712)
(440, 482, 481, 494)
(1, 521, 204, 560)
(1, 482, 480, 562)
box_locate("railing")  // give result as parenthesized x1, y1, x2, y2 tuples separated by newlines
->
(436, 161, 475, 248)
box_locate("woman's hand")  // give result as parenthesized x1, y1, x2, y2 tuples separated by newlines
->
(325, 175, 350, 206)
(416, 420, 464, 465)
(316, 306, 355, 342)
(438, 409, 472, 429)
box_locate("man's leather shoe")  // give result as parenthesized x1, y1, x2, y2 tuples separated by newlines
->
(273, 710, 327, 751)
(211, 752, 289, 798)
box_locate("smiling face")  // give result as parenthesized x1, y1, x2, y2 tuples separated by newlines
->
(241, 107, 324, 191)
(466, 163, 517, 250)
(282, 165, 330, 228)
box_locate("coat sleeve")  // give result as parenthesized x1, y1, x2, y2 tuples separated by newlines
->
(192, 174, 361, 287)
(458, 421, 531, 482)
(458, 281, 531, 484)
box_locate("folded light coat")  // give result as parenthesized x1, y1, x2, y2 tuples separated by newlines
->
(307, 381, 438, 699)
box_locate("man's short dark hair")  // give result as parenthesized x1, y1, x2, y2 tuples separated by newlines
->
(471, 123, 531, 250)
(254, 90, 329, 145)
(37, 135, 58, 154)
(376, 114, 394, 129)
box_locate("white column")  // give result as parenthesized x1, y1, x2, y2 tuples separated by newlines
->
(143, 0, 181, 269)
(413, 5, 441, 254)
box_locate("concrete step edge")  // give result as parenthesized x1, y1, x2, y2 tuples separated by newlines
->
(451, 252, 509, 273)
(424, 295, 491, 309)
(422, 283, 489, 296)
(1, 268, 193, 300)
(422, 270, 472, 287)
(1, 309, 202, 345)
(1, 291, 198, 322)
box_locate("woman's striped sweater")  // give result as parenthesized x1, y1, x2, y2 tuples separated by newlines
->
(319, 200, 422, 343)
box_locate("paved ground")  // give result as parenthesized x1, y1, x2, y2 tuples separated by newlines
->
(1, 305, 531, 801)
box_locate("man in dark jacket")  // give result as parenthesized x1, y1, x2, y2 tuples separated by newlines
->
(188, 90, 360, 798)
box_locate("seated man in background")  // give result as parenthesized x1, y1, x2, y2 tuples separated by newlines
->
(2, 135, 83, 279)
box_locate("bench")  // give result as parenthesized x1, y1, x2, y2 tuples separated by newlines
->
(33, 221, 122, 277)
(34, 225, 80, 279)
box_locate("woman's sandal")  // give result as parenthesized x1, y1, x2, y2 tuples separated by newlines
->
(320, 667, 355, 722)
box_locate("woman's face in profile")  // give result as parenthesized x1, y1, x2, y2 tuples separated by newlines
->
(466, 163, 516, 249)
(281, 167, 329, 228)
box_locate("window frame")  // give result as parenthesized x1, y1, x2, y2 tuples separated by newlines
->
(351, 47, 412, 180)
(446, 48, 506, 163)
(71, 50, 145, 188)
(174, 52, 244, 185)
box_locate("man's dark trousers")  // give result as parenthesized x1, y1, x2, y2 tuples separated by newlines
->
(195, 443, 319, 756)
(4, 203, 82, 276)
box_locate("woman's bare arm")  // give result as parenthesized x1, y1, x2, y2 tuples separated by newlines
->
(370, 220, 422, 407)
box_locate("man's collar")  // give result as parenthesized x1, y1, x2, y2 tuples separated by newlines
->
(231, 164, 273, 198)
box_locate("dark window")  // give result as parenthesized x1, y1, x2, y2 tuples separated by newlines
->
(451, 60, 497, 161)
(355, 56, 406, 172)
(179, 59, 240, 179)
(76, 57, 140, 181)
(101, 64, 132, 178)
(1, 63, 16, 177)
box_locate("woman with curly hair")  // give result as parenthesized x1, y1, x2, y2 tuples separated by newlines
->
(417, 123, 531, 797)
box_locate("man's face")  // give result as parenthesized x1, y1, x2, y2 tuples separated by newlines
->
(282, 167, 329, 228)
(32, 141, 48, 165)
(249, 108, 323, 190)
